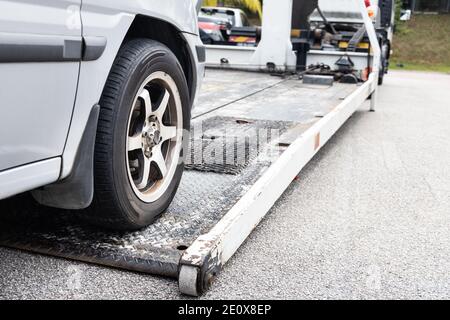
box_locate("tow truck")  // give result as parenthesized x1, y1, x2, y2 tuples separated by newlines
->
(0, 0, 385, 296)
(307, 0, 395, 85)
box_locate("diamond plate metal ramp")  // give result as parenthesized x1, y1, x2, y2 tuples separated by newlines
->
(0, 117, 293, 280)
(186, 116, 292, 175)
(0, 68, 374, 296)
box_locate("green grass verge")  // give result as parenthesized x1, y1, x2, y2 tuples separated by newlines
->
(390, 62, 450, 73)
(392, 14, 450, 74)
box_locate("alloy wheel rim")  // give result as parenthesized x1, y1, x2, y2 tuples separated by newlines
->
(126, 72, 183, 203)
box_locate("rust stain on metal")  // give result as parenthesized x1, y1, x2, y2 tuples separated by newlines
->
(199, 240, 215, 251)
(314, 133, 321, 151)
(188, 255, 202, 261)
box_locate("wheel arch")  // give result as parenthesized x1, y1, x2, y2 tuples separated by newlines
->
(124, 15, 197, 105)
(34, 14, 199, 210)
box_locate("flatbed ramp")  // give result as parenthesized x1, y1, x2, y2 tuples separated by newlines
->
(0, 69, 375, 296)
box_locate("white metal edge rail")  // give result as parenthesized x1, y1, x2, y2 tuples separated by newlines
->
(359, 0, 381, 111)
(179, 0, 381, 296)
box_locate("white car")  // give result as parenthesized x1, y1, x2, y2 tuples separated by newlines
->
(200, 7, 252, 28)
(0, 0, 205, 230)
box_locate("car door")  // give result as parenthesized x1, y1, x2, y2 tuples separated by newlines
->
(0, 0, 82, 171)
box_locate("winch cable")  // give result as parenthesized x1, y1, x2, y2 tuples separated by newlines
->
(193, 65, 321, 120)
(316, 6, 338, 35)
(192, 77, 288, 120)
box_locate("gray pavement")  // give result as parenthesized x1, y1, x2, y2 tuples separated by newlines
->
(0, 70, 449, 300)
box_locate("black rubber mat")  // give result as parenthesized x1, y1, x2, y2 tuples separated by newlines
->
(0, 116, 293, 278)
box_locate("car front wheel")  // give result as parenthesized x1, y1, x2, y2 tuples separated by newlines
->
(86, 39, 191, 230)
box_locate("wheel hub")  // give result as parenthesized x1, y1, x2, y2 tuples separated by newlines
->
(142, 117, 161, 158)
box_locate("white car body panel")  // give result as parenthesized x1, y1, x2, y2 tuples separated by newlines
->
(0, 0, 204, 200)
(61, 0, 204, 179)
(0, 158, 61, 200)
(0, 0, 81, 171)
(83, 0, 199, 35)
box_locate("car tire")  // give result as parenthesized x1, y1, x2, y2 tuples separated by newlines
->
(378, 71, 384, 86)
(378, 43, 389, 86)
(378, 58, 385, 86)
(85, 38, 191, 231)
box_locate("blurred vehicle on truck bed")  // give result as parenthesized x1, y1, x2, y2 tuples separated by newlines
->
(200, 7, 251, 28)
(199, 6, 260, 47)
(198, 15, 229, 44)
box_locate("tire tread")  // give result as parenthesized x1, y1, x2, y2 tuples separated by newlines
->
(85, 39, 187, 230)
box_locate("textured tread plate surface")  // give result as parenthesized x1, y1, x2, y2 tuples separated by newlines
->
(0, 69, 356, 278)
(0, 117, 292, 278)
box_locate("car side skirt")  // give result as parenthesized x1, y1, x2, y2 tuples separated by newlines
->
(0, 159, 60, 201)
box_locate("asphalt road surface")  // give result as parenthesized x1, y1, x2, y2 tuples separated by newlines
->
(0, 70, 449, 300)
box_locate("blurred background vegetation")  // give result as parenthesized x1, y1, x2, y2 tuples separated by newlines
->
(391, 14, 450, 73)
